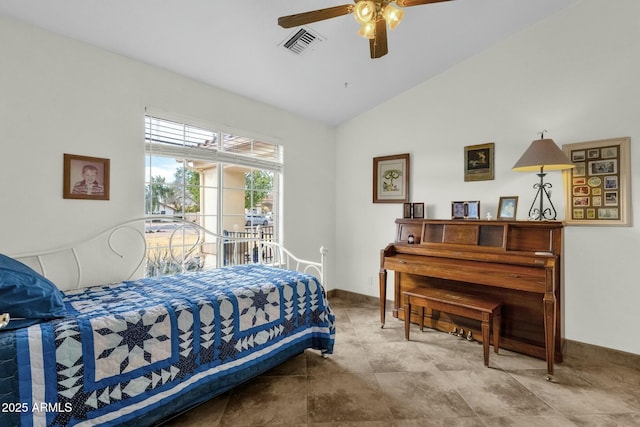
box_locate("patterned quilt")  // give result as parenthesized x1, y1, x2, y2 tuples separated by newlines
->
(0, 264, 335, 427)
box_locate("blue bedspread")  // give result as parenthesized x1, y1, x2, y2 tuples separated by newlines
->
(0, 264, 335, 426)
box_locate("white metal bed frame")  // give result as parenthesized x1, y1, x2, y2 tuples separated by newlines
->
(8, 216, 326, 290)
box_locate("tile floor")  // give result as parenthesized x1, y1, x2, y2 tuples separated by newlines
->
(162, 297, 640, 426)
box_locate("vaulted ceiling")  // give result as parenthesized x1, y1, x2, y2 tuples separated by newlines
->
(0, 0, 579, 126)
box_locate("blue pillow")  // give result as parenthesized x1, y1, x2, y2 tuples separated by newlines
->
(0, 254, 67, 330)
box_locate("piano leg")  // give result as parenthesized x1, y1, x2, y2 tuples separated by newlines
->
(543, 267, 556, 379)
(493, 311, 501, 354)
(543, 294, 556, 378)
(403, 294, 410, 340)
(482, 312, 490, 367)
(379, 268, 387, 328)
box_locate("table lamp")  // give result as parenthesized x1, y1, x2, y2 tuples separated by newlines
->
(512, 132, 574, 220)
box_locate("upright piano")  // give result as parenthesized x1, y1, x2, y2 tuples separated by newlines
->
(379, 219, 563, 375)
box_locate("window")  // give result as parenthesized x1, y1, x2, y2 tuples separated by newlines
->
(144, 115, 282, 276)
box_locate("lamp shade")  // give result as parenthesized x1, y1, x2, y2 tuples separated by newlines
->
(358, 21, 376, 39)
(382, 4, 404, 30)
(354, 1, 375, 24)
(512, 138, 575, 172)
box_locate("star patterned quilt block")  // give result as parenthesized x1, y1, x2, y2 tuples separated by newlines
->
(236, 284, 281, 331)
(90, 305, 173, 381)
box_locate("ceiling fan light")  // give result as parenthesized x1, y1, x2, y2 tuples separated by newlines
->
(358, 21, 376, 39)
(354, 1, 375, 24)
(382, 4, 404, 30)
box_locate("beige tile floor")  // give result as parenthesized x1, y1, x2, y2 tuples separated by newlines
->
(162, 297, 640, 426)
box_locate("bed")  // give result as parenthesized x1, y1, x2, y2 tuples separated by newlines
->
(0, 218, 335, 427)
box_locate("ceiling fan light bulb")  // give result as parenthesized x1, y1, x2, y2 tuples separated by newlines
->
(358, 22, 376, 39)
(354, 1, 375, 24)
(382, 5, 404, 30)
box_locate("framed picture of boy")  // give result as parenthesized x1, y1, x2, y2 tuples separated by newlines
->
(63, 153, 110, 200)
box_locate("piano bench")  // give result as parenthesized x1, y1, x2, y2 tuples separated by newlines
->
(402, 287, 502, 367)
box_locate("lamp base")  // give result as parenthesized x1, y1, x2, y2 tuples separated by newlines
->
(527, 172, 557, 221)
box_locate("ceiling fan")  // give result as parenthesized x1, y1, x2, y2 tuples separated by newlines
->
(278, 0, 454, 59)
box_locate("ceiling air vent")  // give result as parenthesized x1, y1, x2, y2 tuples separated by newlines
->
(280, 28, 324, 55)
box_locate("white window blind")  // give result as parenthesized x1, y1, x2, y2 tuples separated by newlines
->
(145, 116, 283, 172)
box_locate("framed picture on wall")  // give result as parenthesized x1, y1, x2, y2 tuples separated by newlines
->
(63, 153, 110, 200)
(562, 137, 631, 226)
(373, 153, 410, 203)
(464, 143, 494, 181)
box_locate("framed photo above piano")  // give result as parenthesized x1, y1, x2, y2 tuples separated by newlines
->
(562, 137, 631, 226)
(373, 153, 410, 203)
(464, 143, 494, 181)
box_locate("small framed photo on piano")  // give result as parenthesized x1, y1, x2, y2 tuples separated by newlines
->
(412, 202, 425, 219)
(452, 200, 480, 219)
(403, 203, 412, 218)
(466, 201, 480, 219)
(497, 196, 518, 220)
(451, 201, 466, 219)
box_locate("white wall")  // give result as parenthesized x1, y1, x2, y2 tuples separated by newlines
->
(336, 0, 640, 355)
(0, 15, 336, 286)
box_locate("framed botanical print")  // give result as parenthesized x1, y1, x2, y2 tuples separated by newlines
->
(373, 153, 410, 203)
(562, 137, 631, 225)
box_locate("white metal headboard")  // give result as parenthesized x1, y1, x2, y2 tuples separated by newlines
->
(9, 216, 326, 291)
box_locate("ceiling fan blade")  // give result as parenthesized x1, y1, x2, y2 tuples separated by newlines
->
(278, 5, 354, 28)
(369, 19, 388, 59)
(395, 0, 453, 7)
